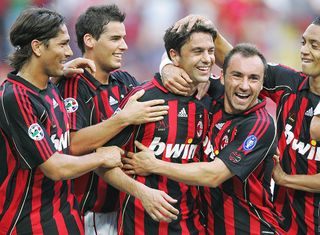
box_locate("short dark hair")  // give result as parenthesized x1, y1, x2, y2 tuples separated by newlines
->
(163, 20, 217, 60)
(222, 43, 267, 79)
(312, 16, 320, 26)
(76, 4, 126, 54)
(8, 7, 65, 71)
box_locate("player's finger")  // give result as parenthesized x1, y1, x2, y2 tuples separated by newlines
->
(141, 99, 166, 107)
(122, 163, 134, 170)
(161, 191, 178, 205)
(129, 89, 145, 101)
(134, 140, 150, 152)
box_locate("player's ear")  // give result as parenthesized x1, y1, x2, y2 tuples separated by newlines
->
(31, 39, 42, 57)
(83, 33, 95, 50)
(169, 49, 180, 67)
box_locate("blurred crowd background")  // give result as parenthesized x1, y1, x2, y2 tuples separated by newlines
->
(0, 0, 318, 114)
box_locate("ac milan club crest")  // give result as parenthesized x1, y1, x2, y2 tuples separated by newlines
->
(197, 120, 203, 137)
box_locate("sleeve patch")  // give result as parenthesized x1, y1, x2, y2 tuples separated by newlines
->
(28, 123, 44, 141)
(64, 97, 79, 113)
(242, 135, 257, 151)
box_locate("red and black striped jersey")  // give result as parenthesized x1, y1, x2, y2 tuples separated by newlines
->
(261, 64, 320, 235)
(0, 72, 83, 235)
(201, 95, 286, 235)
(111, 74, 211, 235)
(58, 69, 139, 214)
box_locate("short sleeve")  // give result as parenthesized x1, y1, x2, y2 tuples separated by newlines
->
(217, 116, 277, 181)
(0, 89, 56, 169)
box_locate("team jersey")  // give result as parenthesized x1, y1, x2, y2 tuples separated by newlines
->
(0, 72, 83, 235)
(109, 73, 211, 235)
(58, 69, 139, 214)
(202, 92, 285, 234)
(261, 64, 320, 235)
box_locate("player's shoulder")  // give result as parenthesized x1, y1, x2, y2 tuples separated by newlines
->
(267, 63, 307, 80)
(111, 70, 139, 86)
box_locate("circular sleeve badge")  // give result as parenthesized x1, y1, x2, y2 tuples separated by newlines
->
(243, 135, 257, 151)
(64, 98, 79, 113)
(28, 123, 44, 141)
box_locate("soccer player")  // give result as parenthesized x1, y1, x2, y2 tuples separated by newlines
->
(58, 5, 178, 235)
(124, 43, 286, 235)
(108, 19, 217, 234)
(161, 14, 320, 235)
(0, 8, 124, 234)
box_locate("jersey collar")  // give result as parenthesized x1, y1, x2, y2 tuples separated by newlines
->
(7, 71, 52, 94)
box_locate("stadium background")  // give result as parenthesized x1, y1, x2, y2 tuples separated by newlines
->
(0, 0, 318, 115)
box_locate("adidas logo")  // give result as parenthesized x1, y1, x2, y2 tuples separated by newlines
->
(178, 108, 188, 118)
(52, 98, 58, 109)
(305, 107, 313, 117)
(215, 122, 225, 130)
(109, 96, 118, 106)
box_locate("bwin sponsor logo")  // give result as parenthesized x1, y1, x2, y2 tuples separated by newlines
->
(149, 137, 197, 159)
(285, 124, 320, 161)
(51, 131, 70, 151)
(203, 136, 215, 160)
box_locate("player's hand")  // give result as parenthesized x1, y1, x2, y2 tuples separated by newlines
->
(172, 14, 214, 32)
(63, 58, 96, 77)
(119, 89, 169, 125)
(96, 146, 123, 168)
(161, 64, 194, 96)
(272, 150, 287, 186)
(122, 141, 157, 176)
(196, 80, 210, 100)
(137, 185, 179, 222)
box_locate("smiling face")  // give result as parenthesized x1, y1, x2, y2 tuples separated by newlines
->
(300, 24, 320, 80)
(90, 21, 128, 73)
(170, 32, 215, 85)
(41, 24, 73, 77)
(222, 53, 264, 114)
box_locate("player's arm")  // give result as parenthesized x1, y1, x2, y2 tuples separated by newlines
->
(310, 102, 320, 140)
(39, 146, 123, 181)
(123, 140, 234, 188)
(273, 154, 320, 193)
(95, 167, 179, 222)
(70, 89, 169, 155)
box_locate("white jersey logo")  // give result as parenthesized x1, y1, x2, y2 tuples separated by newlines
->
(305, 107, 314, 117)
(285, 124, 320, 161)
(109, 96, 118, 106)
(28, 123, 44, 141)
(149, 137, 197, 159)
(51, 130, 70, 151)
(178, 108, 188, 118)
(52, 98, 58, 109)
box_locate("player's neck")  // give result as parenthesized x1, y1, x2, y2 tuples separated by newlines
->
(309, 76, 320, 96)
(18, 62, 48, 90)
(94, 68, 110, 85)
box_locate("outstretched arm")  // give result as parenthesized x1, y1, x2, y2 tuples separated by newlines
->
(273, 154, 320, 193)
(122, 141, 233, 188)
(70, 89, 169, 155)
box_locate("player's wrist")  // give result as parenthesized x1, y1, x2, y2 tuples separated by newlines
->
(159, 57, 173, 76)
(113, 110, 130, 128)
